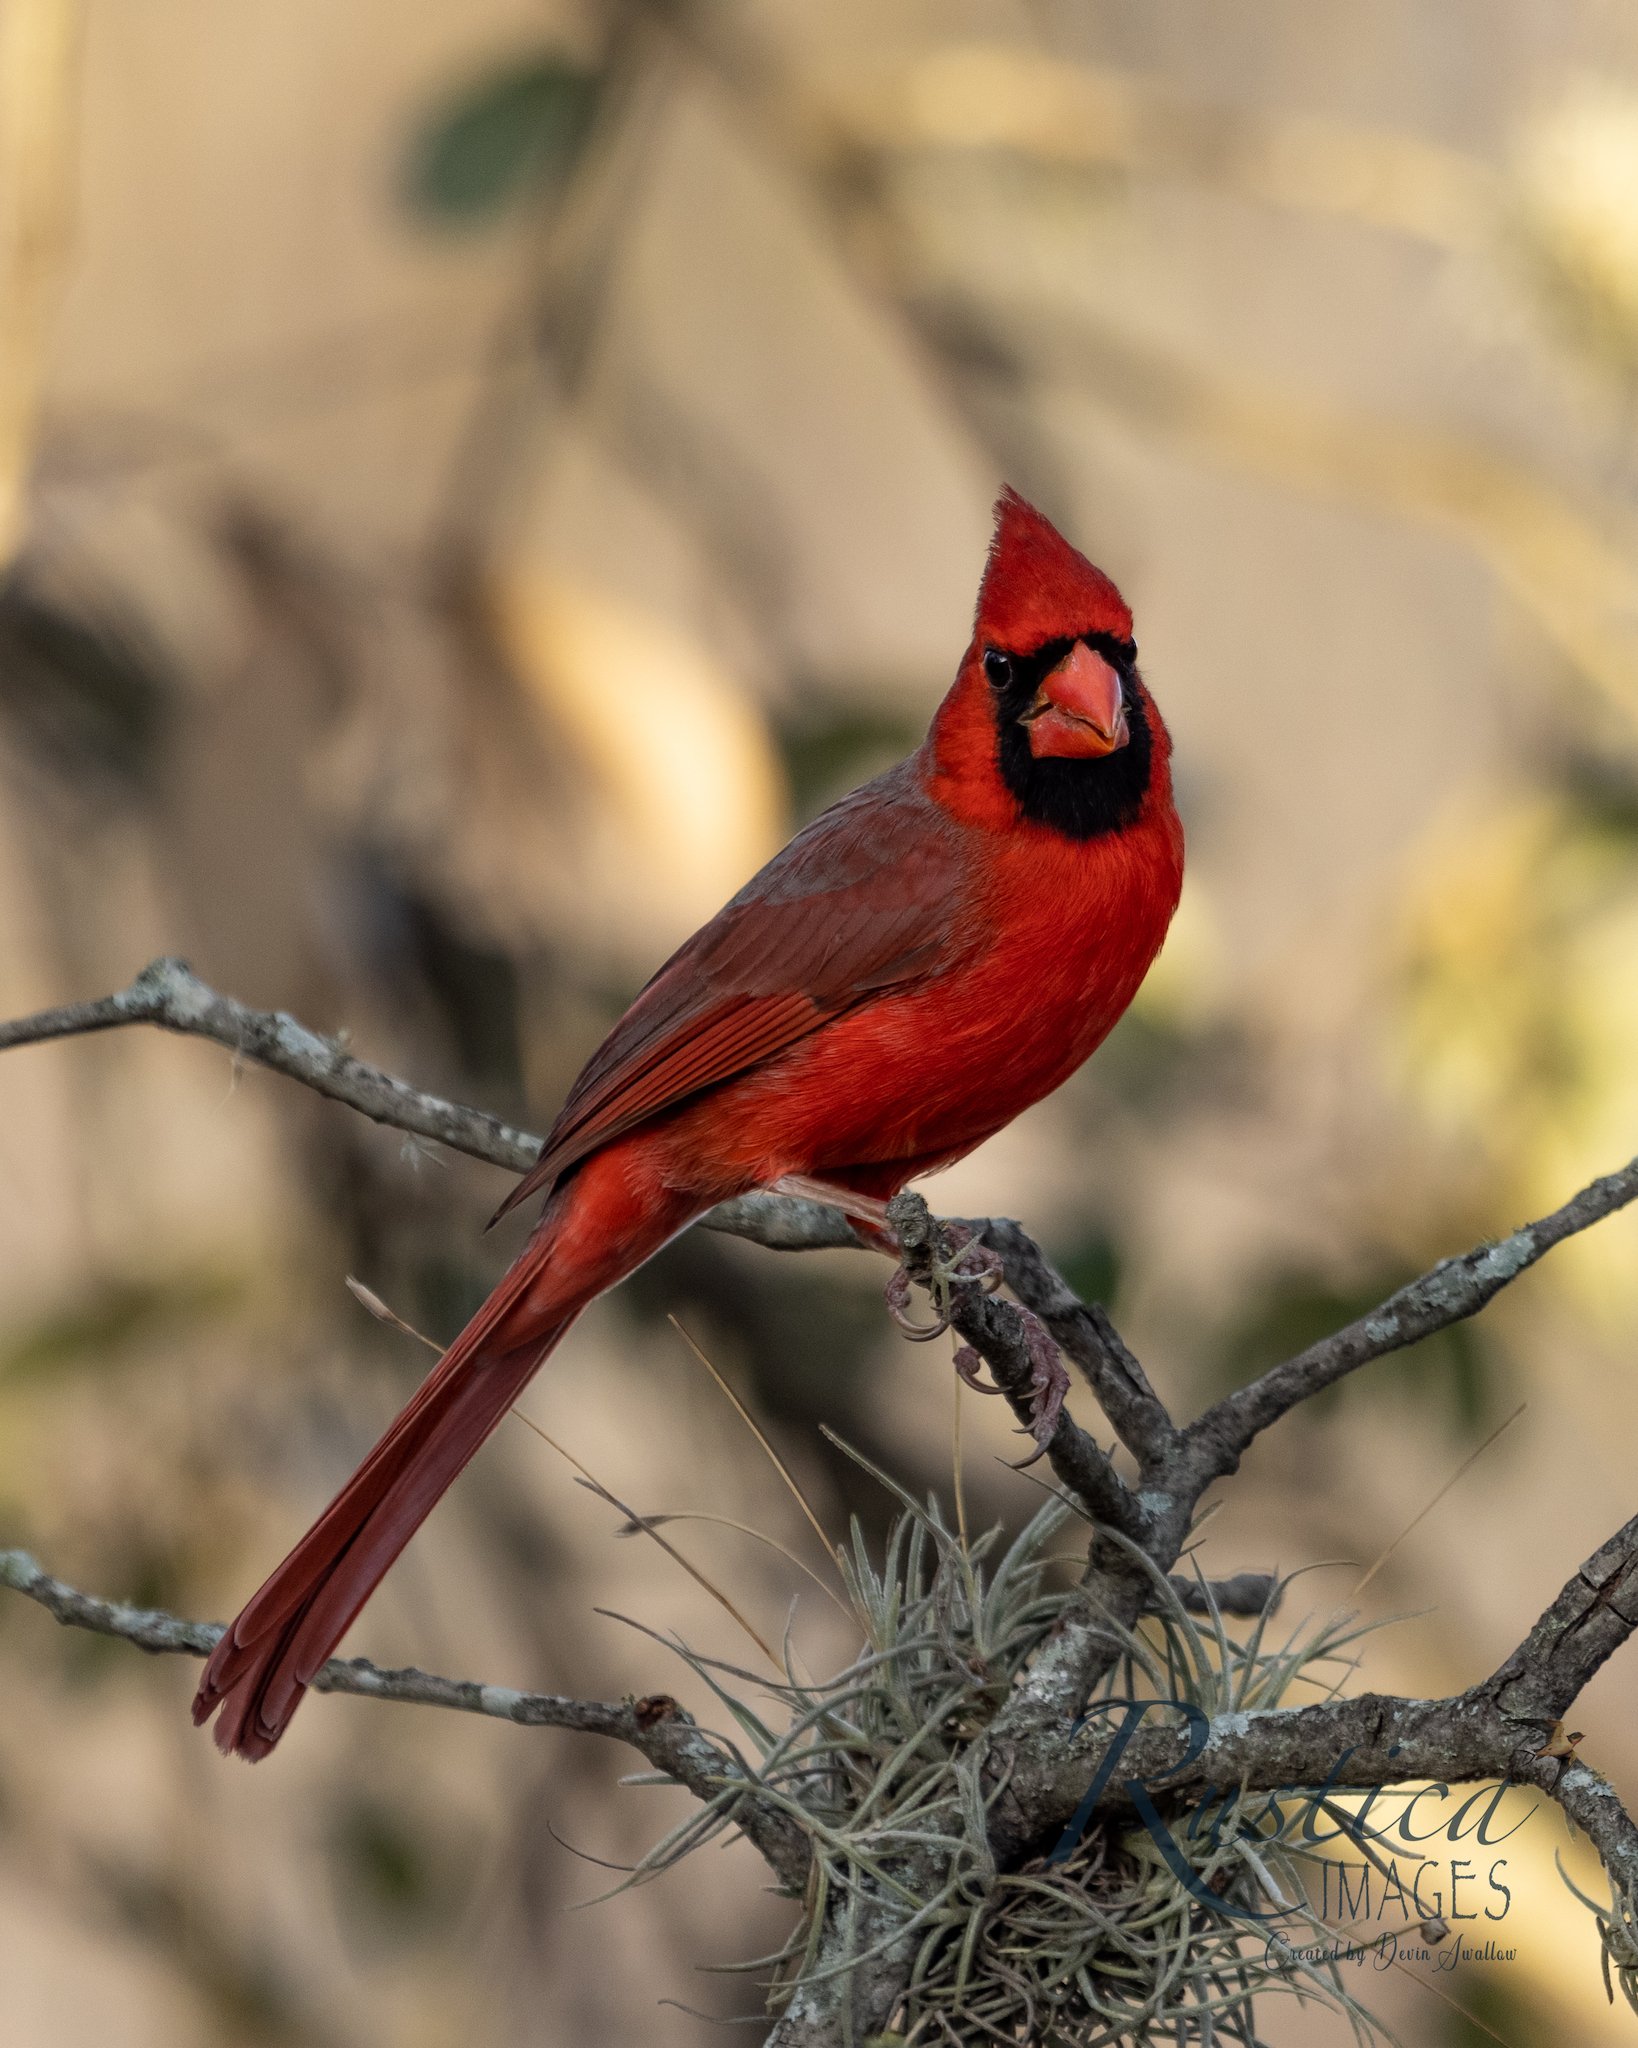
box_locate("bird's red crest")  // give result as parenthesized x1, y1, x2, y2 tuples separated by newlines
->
(975, 487, 1133, 652)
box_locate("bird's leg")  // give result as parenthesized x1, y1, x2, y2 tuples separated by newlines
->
(767, 1177, 1004, 1342)
(768, 1173, 896, 1245)
(765, 1174, 938, 1330)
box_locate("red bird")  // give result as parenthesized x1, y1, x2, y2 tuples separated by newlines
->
(195, 488, 1185, 1759)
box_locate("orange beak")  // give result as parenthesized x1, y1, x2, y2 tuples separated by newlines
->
(1020, 642, 1129, 760)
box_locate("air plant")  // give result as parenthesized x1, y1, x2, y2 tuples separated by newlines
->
(598, 1430, 1401, 2046)
(1560, 1857, 1638, 2017)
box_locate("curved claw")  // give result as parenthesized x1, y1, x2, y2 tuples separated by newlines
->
(953, 1343, 1004, 1395)
(885, 1263, 950, 1341)
(884, 1222, 1007, 1344)
(1007, 1435, 1052, 1470)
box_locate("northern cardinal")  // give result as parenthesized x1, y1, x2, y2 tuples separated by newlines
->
(195, 488, 1184, 1758)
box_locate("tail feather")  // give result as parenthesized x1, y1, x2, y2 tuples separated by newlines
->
(195, 1249, 575, 1760)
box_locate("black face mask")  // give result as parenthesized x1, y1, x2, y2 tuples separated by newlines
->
(988, 634, 1154, 841)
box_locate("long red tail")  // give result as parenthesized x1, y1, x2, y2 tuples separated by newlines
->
(194, 1241, 576, 1760)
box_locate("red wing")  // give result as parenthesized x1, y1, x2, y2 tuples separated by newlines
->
(493, 763, 973, 1219)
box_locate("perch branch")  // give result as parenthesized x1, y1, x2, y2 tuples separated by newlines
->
(966, 1216, 1175, 1465)
(886, 1190, 1150, 1538)
(0, 963, 1121, 1349)
(0, 961, 1172, 1472)
(0, 956, 544, 1172)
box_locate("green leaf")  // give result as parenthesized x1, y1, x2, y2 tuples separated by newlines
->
(404, 54, 600, 224)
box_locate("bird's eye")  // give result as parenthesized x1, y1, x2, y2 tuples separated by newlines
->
(983, 648, 1013, 689)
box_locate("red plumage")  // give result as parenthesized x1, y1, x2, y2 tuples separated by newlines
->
(194, 488, 1185, 1759)
(973, 484, 1133, 653)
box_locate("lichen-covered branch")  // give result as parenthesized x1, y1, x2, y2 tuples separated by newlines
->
(13, 1503, 1638, 2045)
(0, 956, 545, 1173)
(1022, 1509, 1638, 1897)
(1177, 1156, 1638, 1487)
(886, 1190, 1151, 1540)
(956, 1143, 1638, 1866)
(0, 1548, 809, 1888)
(764, 1508, 1638, 2046)
(0, 962, 1126, 1403)
(967, 1215, 1176, 1465)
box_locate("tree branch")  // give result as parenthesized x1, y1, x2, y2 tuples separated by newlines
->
(0, 1548, 810, 1889)
(14, 1501, 1638, 2026)
(966, 1216, 1176, 1467)
(0, 961, 1178, 1489)
(976, 1158, 1638, 1864)
(886, 1191, 1151, 1539)
(1020, 1509, 1638, 1898)
(0, 962, 1124, 1347)
(0, 956, 544, 1173)
(1168, 1569, 1278, 1617)
(1176, 1155, 1638, 1490)
(0, 962, 880, 1259)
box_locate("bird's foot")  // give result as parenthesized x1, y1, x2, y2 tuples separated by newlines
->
(1010, 1306, 1070, 1466)
(953, 1308, 1068, 1466)
(938, 1222, 1005, 1298)
(884, 1260, 944, 1339)
(884, 1221, 1004, 1341)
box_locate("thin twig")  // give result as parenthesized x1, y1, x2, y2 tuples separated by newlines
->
(666, 1315, 839, 1566)
(511, 1414, 782, 1669)
(1352, 1400, 1527, 1598)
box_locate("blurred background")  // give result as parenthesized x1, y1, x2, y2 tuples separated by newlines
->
(2, 2, 1638, 2042)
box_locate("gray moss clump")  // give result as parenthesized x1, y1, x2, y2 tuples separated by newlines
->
(613, 1446, 1396, 2046)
